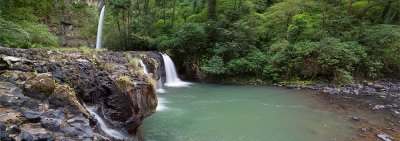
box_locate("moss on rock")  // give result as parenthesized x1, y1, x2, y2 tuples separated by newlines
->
(115, 75, 133, 92)
(26, 73, 58, 97)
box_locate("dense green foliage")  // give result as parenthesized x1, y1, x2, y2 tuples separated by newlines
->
(1, 0, 400, 84)
(100, 0, 400, 83)
(0, 0, 97, 47)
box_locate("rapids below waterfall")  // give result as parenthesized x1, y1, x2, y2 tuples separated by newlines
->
(85, 105, 130, 140)
(139, 84, 355, 141)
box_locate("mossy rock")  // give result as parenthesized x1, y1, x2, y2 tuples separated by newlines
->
(115, 75, 133, 92)
(26, 73, 57, 97)
(1, 70, 36, 82)
(50, 85, 89, 116)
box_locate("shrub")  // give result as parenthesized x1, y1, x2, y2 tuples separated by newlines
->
(172, 23, 207, 54)
(360, 25, 400, 78)
(333, 68, 354, 85)
(201, 56, 226, 75)
(27, 73, 58, 96)
(20, 21, 59, 46)
(0, 18, 29, 46)
(115, 75, 132, 92)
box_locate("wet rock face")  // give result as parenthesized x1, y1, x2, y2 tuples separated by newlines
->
(0, 47, 161, 140)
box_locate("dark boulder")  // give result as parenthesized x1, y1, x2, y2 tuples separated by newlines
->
(34, 133, 53, 141)
(9, 125, 21, 134)
(20, 131, 34, 141)
(0, 131, 14, 141)
(23, 111, 41, 123)
(40, 118, 62, 131)
(0, 122, 6, 131)
(41, 109, 66, 120)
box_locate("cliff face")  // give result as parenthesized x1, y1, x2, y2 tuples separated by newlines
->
(49, 0, 102, 47)
(0, 47, 161, 140)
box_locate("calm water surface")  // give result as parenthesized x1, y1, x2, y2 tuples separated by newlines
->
(139, 84, 354, 141)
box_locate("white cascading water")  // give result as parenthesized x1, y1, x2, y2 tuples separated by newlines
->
(161, 53, 191, 87)
(85, 105, 127, 140)
(96, 6, 105, 49)
(156, 78, 166, 93)
(156, 97, 168, 111)
(138, 59, 149, 75)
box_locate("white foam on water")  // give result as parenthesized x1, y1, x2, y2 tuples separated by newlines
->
(157, 88, 166, 93)
(156, 97, 169, 111)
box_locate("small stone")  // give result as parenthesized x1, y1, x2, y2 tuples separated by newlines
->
(0, 131, 8, 138)
(351, 116, 360, 121)
(365, 87, 376, 93)
(359, 127, 368, 132)
(93, 133, 110, 141)
(0, 122, 6, 131)
(61, 127, 79, 137)
(353, 90, 359, 95)
(23, 111, 41, 123)
(66, 116, 87, 124)
(20, 131, 34, 141)
(35, 133, 53, 141)
(9, 125, 21, 134)
(373, 84, 385, 89)
(377, 132, 393, 141)
(40, 118, 61, 131)
(0, 131, 13, 141)
(42, 109, 66, 120)
(373, 105, 386, 110)
(324, 88, 338, 95)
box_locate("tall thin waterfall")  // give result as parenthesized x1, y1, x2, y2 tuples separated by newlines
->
(139, 59, 149, 75)
(96, 6, 105, 49)
(84, 105, 127, 140)
(161, 53, 191, 87)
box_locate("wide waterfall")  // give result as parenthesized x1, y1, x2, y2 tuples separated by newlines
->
(85, 105, 128, 140)
(161, 53, 191, 87)
(96, 6, 105, 49)
(139, 59, 149, 75)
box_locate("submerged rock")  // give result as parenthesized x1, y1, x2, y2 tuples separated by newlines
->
(351, 116, 360, 121)
(373, 105, 386, 110)
(377, 132, 393, 141)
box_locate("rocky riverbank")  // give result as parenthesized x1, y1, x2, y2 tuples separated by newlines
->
(280, 81, 400, 141)
(0, 47, 162, 141)
(198, 76, 400, 140)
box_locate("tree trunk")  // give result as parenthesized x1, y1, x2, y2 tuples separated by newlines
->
(193, 0, 197, 13)
(172, 0, 177, 26)
(144, 0, 149, 14)
(207, 0, 216, 20)
(379, 0, 393, 24)
(207, 0, 217, 47)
